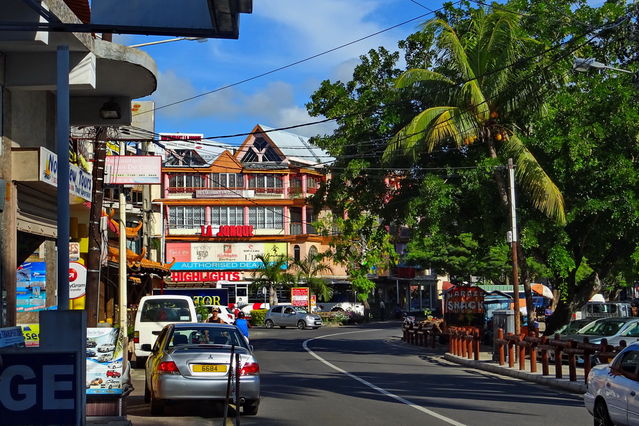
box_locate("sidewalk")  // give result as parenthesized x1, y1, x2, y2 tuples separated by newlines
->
(441, 345, 587, 394)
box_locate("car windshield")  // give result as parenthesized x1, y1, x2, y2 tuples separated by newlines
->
(557, 320, 592, 335)
(581, 320, 627, 336)
(169, 327, 247, 349)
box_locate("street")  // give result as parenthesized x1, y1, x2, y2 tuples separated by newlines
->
(126, 322, 591, 425)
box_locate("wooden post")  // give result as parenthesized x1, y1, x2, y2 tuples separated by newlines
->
(519, 340, 526, 371)
(498, 328, 505, 365)
(529, 341, 537, 373)
(508, 334, 515, 368)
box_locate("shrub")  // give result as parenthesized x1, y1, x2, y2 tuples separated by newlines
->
(250, 309, 267, 326)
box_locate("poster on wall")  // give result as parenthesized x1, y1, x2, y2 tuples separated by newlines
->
(167, 242, 288, 270)
(291, 287, 309, 307)
(16, 262, 47, 312)
(86, 328, 124, 395)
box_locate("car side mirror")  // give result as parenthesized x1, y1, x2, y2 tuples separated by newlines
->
(141, 344, 153, 352)
(152, 331, 161, 336)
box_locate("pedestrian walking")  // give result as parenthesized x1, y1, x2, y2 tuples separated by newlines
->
(235, 312, 250, 340)
(207, 308, 225, 323)
(379, 300, 386, 321)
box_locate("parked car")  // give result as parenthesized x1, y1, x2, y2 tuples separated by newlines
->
(86, 349, 96, 358)
(202, 305, 235, 324)
(143, 323, 260, 416)
(86, 339, 97, 348)
(574, 317, 639, 346)
(98, 344, 115, 353)
(584, 342, 639, 425)
(315, 302, 365, 316)
(264, 305, 322, 329)
(97, 353, 112, 363)
(576, 301, 632, 320)
(546, 319, 598, 363)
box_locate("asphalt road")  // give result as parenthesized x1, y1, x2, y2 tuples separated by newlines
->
(127, 322, 592, 425)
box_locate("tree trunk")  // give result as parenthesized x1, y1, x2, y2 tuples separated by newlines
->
(86, 128, 107, 327)
(269, 285, 278, 306)
(545, 272, 603, 335)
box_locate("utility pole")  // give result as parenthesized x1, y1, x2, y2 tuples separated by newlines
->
(119, 142, 128, 335)
(57, 45, 70, 312)
(86, 127, 107, 326)
(508, 158, 521, 335)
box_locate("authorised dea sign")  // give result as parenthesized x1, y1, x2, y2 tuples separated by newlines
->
(0, 352, 79, 424)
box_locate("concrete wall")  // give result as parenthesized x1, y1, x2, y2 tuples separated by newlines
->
(9, 90, 55, 151)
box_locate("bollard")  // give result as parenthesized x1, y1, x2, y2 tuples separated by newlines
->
(508, 334, 515, 368)
(498, 328, 505, 366)
(519, 339, 526, 371)
(529, 340, 537, 373)
(473, 331, 480, 361)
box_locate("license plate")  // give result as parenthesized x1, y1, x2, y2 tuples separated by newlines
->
(192, 364, 227, 373)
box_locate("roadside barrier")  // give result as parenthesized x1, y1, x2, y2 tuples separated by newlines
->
(494, 328, 627, 384)
(447, 326, 481, 360)
(401, 322, 440, 349)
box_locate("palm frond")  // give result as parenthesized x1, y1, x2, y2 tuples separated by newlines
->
(501, 133, 566, 225)
(460, 79, 489, 121)
(396, 69, 455, 88)
(424, 18, 476, 81)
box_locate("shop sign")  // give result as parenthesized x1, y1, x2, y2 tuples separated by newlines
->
(20, 324, 40, 347)
(0, 326, 25, 348)
(168, 242, 287, 270)
(104, 155, 162, 185)
(170, 271, 242, 282)
(86, 328, 124, 395)
(16, 262, 47, 313)
(69, 242, 80, 261)
(196, 189, 254, 198)
(159, 133, 203, 141)
(444, 285, 485, 327)
(0, 352, 80, 425)
(156, 288, 229, 306)
(217, 225, 254, 237)
(39, 147, 92, 201)
(69, 262, 87, 300)
(291, 287, 309, 307)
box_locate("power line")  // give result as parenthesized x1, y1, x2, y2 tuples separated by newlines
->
(135, 2, 463, 118)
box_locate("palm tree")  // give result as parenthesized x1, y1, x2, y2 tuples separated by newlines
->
(251, 252, 293, 306)
(384, 9, 565, 224)
(384, 9, 566, 328)
(291, 252, 334, 302)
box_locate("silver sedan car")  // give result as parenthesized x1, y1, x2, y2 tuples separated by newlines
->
(143, 323, 260, 416)
(264, 305, 323, 329)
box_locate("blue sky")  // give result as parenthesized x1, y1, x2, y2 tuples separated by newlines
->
(117, 0, 447, 145)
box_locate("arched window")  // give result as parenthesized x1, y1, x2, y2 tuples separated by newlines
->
(294, 245, 301, 262)
(309, 245, 318, 258)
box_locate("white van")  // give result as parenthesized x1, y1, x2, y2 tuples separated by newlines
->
(133, 295, 197, 364)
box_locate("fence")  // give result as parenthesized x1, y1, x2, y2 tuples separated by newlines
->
(402, 323, 628, 385)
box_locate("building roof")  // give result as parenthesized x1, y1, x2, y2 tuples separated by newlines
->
(257, 125, 334, 168)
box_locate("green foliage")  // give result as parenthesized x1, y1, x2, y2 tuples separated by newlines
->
(250, 251, 294, 306)
(249, 309, 267, 327)
(195, 301, 210, 322)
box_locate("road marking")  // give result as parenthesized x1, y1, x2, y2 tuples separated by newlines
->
(303, 330, 466, 426)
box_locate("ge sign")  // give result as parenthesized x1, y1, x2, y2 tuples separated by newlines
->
(0, 353, 79, 424)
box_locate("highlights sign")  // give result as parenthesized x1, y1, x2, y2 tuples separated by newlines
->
(444, 285, 485, 327)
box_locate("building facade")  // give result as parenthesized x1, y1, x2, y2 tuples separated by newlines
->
(156, 125, 347, 304)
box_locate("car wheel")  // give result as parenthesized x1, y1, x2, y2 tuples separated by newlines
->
(297, 320, 306, 330)
(150, 394, 165, 416)
(243, 399, 259, 416)
(144, 382, 150, 404)
(593, 399, 613, 426)
(265, 319, 274, 329)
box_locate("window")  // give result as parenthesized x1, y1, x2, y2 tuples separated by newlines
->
(613, 350, 639, 377)
(625, 324, 639, 338)
(168, 206, 205, 229)
(271, 306, 282, 313)
(249, 175, 283, 192)
(309, 245, 318, 258)
(248, 207, 284, 229)
(294, 245, 301, 262)
(169, 174, 203, 191)
(210, 173, 243, 189)
(140, 299, 192, 322)
(211, 207, 244, 226)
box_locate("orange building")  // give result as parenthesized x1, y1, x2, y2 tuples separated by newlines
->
(156, 125, 347, 304)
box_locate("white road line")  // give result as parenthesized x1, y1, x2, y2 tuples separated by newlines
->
(303, 330, 466, 426)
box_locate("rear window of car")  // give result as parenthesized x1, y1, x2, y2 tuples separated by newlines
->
(169, 327, 247, 348)
(271, 306, 282, 313)
(140, 299, 192, 322)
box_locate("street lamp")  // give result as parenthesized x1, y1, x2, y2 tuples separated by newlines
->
(573, 57, 633, 74)
(129, 37, 207, 48)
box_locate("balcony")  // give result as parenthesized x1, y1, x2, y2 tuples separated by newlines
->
(289, 222, 317, 235)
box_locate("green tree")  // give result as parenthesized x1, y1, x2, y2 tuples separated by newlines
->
(290, 252, 333, 302)
(251, 252, 293, 306)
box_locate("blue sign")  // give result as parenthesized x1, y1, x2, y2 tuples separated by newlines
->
(154, 288, 229, 306)
(172, 261, 287, 271)
(0, 352, 79, 425)
(0, 327, 25, 348)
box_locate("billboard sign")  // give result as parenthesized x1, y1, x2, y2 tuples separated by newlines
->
(105, 155, 162, 184)
(16, 261, 47, 313)
(444, 285, 485, 327)
(291, 287, 309, 307)
(155, 288, 229, 306)
(170, 271, 242, 283)
(167, 242, 287, 270)
(91, 0, 252, 38)
(39, 147, 92, 201)
(86, 328, 124, 395)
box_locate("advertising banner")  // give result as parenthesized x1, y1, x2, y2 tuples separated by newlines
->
(155, 288, 229, 306)
(39, 147, 92, 201)
(168, 242, 287, 270)
(20, 324, 40, 347)
(105, 155, 162, 184)
(16, 261, 47, 312)
(69, 262, 87, 310)
(86, 328, 124, 395)
(291, 287, 309, 307)
(170, 271, 242, 283)
(444, 285, 486, 327)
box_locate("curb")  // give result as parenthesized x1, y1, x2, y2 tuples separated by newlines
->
(443, 353, 587, 394)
